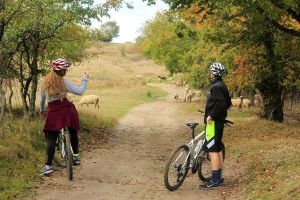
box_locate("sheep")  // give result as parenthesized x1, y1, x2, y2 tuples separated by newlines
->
(135, 74, 142, 79)
(183, 87, 190, 102)
(158, 75, 166, 82)
(231, 96, 243, 109)
(194, 90, 201, 98)
(185, 90, 195, 102)
(184, 86, 190, 93)
(78, 95, 100, 109)
(174, 93, 179, 101)
(254, 94, 262, 107)
(242, 98, 251, 108)
(175, 80, 183, 88)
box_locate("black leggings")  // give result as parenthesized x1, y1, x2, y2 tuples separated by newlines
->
(45, 128, 79, 166)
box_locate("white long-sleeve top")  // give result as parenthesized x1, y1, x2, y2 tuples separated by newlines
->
(40, 77, 88, 112)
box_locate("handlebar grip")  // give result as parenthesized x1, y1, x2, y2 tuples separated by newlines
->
(224, 120, 234, 125)
(197, 109, 204, 114)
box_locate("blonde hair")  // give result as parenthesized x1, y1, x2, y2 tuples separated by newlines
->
(42, 71, 67, 97)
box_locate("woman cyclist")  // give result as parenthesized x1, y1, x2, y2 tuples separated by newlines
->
(39, 58, 89, 175)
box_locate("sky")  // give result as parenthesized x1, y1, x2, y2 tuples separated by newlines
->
(92, 0, 169, 43)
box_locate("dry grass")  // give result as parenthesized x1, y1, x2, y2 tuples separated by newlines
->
(225, 120, 300, 200)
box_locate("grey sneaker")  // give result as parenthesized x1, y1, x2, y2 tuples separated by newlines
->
(73, 156, 81, 166)
(39, 166, 53, 175)
(207, 177, 225, 184)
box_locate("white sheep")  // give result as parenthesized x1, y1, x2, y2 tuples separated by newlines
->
(231, 96, 243, 109)
(242, 98, 251, 108)
(175, 80, 183, 88)
(78, 95, 100, 109)
(194, 90, 201, 98)
(184, 86, 190, 93)
(254, 94, 262, 107)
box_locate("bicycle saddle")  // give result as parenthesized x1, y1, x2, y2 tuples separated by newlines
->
(186, 122, 199, 130)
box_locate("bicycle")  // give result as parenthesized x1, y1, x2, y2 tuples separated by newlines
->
(164, 114, 232, 191)
(52, 128, 74, 180)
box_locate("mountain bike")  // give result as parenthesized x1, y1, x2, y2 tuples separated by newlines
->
(164, 115, 232, 191)
(52, 128, 74, 180)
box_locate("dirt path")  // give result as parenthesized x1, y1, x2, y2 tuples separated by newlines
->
(32, 84, 239, 200)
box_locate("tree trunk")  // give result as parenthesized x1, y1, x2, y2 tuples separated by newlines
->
(7, 79, 13, 113)
(19, 78, 30, 112)
(289, 86, 297, 110)
(296, 90, 300, 103)
(0, 78, 6, 121)
(257, 32, 284, 122)
(28, 31, 40, 117)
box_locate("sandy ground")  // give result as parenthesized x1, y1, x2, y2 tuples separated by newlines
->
(31, 84, 242, 200)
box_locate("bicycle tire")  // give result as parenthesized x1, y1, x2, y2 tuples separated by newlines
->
(198, 143, 225, 182)
(164, 145, 190, 191)
(64, 131, 73, 181)
(53, 134, 66, 168)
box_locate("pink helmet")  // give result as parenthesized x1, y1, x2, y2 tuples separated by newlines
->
(51, 58, 71, 71)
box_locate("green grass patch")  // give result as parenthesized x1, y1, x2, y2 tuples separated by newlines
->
(76, 85, 167, 120)
(0, 118, 45, 200)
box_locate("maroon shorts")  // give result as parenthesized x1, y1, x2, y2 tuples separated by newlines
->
(43, 98, 80, 132)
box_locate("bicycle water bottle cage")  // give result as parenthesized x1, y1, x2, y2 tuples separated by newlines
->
(186, 123, 199, 131)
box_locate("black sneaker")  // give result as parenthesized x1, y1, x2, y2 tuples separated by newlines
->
(199, 180, 220, 189)
(207, 177, 224, 185)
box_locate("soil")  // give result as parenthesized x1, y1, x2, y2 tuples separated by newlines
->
(31, 84, 243, 200)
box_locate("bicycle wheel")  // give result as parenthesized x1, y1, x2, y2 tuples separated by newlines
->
(53, 134, 66, 168)
(64, 131, 73, 180)
(164, 145, 190, 191)
(198, 143, 225, 182)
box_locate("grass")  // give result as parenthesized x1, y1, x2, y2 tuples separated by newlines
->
(0, 118, 45, 200)
(225, 120, 300, 200)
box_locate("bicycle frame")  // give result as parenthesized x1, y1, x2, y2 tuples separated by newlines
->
(59, 128, 73, 158)
(186, 130, 205, 166)
(172, 130, 206, 169)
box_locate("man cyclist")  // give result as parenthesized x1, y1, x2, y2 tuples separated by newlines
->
(200, 62, 232, 188)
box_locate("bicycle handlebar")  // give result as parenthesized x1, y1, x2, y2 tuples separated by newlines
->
(197, 109, 234, 125)
(197, 109, 204, 114)
(224, 120, 234, 125)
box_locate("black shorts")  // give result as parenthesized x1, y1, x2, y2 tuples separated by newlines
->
(203, 120, 224, 152)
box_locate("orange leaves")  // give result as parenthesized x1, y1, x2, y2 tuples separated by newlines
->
(179, 2, 208, 25)
(227, 53, 258, 90)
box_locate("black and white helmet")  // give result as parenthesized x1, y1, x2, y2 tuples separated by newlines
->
(210, 62, 225, 76)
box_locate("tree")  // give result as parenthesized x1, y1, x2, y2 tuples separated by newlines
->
(99, 21, 120, 42)
(140, 0, 300, 122)
(0, 0, 124, 117)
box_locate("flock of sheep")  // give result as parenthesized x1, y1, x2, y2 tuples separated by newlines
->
(75, 77, 263, 110)
(172, 79, 263, 110)
(231, 94, 262, 109)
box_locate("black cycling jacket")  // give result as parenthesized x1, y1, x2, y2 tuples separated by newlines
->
(204, 76, 232, 124)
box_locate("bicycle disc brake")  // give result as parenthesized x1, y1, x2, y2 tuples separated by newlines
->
(191, 157, 200, 174)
